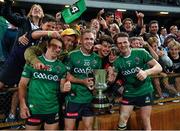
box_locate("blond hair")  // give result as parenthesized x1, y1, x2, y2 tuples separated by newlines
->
(148, 37, 158, 46)
(168, 40, 180, 50)
(27, 4, 44, 20)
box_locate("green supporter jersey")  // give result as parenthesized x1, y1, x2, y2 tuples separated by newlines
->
(113, 48, 154, 97)
(0, 17, 8, 40)
(66, 49, 102, 103)
(22, 55, 67, 114)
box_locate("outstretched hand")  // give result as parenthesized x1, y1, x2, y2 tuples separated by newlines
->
(56, 12, 61, 21)
(99, 9, 104, 15)
(135, 11, 144, 18)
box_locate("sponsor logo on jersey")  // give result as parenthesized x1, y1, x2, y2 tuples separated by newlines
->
(33, 72, 59, 81)
(74, 67, 93, 74)
(121, 67, 140, 76)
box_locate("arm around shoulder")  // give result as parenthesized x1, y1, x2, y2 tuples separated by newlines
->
(24, 45, 43, 65)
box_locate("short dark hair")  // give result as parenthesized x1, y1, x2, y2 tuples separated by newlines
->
(122, 18, 133, 25)
(42, 14, 56, 24)
(170, 25, 177, 32)
(81, 28, 94, 37)
(113, 32, 129, 44)
(47, 38, 63, 45)
(78, 20, 86, 27)
(148, 20, 158, 27)
(160, 26, 166, 32)
(105, 11, 114, 17)
(99, 35, 114, 45)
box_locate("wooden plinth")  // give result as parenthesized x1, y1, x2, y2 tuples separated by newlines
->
(78, 111, 119, 130)
(78, 102, 180, 130)
(129, 102, 180, 130)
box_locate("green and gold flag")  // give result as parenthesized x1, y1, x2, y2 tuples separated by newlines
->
(62, 0, 86, 24)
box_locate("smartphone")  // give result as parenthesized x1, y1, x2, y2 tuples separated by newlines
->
(115, 10, 123, 19)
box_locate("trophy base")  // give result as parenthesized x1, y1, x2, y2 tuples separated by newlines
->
(93, 97, 110, 115)
(93, 107, 110, 115)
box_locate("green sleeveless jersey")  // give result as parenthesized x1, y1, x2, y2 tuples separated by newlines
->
(113, 48, 154, 97)
(22, 55, 67, 114)
(66, 49, 102, 103)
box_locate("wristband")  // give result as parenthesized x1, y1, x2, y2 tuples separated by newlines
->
(48, 31, 52, 37)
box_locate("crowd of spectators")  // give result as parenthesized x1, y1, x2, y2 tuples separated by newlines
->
(0, 0, 180, 130)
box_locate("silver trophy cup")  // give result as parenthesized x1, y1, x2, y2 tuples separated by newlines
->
(93, 69, 110, 114)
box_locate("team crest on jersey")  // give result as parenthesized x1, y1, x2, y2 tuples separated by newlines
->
(92, 60, 97, 66)
(77, 60, 81, 64)
(135, 57, 140, 65)
(55, 66, 61, 73)
(126, 60, 131, 67)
